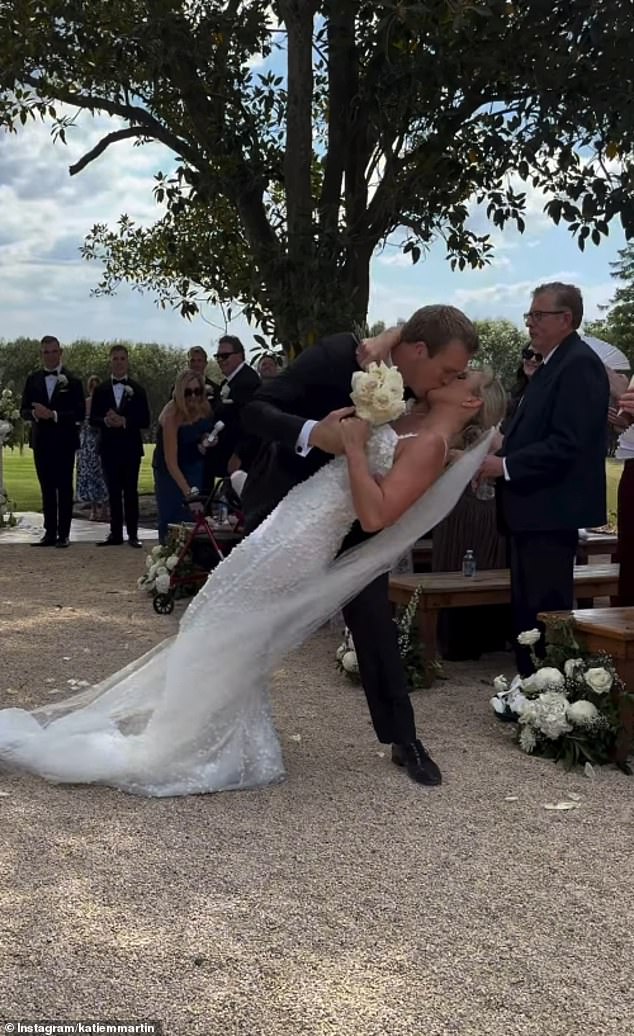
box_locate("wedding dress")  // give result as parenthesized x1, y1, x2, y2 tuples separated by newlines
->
(0, 427, 491, 796)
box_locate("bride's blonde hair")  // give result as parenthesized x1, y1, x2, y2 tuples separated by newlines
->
(456, 368, 507, 449)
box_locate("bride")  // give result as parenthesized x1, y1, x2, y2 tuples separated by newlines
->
(0, 368, 504, 796)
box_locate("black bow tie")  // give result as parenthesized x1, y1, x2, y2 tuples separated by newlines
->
(112, 378, 127, 385)
(44, 370, 58, 377)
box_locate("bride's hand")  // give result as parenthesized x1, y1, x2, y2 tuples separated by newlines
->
(340, 415, 371, 453)
(356, 327, 401, 368)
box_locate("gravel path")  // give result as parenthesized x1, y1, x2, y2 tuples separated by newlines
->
(0, 544, 632, 1036)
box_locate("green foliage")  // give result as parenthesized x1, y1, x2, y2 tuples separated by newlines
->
(585, 243, 634, 368)
(472, 319, 527, 389)
(1, 1, 634, 349)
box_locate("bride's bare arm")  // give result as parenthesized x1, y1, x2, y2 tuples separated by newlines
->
(341, 419, 447, 532)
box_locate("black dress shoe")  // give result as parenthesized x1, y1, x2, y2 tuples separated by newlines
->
(128, 538, 143, 549)
(31, 536, 57, 547)
(96, 535, 124, 547)
(56, 538, 70, 548)
(392, 740, 442, 786)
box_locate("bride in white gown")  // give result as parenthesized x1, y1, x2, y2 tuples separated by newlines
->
(0, 370, 503, 796)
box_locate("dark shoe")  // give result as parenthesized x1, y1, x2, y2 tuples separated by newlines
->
(128, 538, 143, 549)
(56, 538, 70, 548)
(96, 535, 124, 547)
(31, 536, 57, 547)
(392, 740, 442, 786)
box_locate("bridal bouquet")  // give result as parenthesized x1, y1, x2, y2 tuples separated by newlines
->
(490, 626, 629, 768)
(350, 362, 406, 424)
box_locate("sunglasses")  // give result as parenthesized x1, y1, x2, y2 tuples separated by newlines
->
(216, 352, 234, 361)
(522, 348, 543, 364)
(184, 387, 204, 398)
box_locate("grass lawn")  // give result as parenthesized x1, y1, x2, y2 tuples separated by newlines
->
(2, 445, 155, 511)
(2, 446, 624, 518)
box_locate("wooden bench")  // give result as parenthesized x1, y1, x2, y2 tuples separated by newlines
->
(388, 563, 620, 659)
(539, 607, 634, 766)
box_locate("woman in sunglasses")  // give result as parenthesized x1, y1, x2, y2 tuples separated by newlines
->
(505, 345, 542, 425)
(152, 371, 213, 542)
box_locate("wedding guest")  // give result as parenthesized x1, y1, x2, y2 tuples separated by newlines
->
(478, 282, 609, 674)
(76, 375, 109, 521)
(202, 335, 261, 486)
(153, 371, 213, 543)
(170, 346, 216, 402)
(431, 374, 508, 659)
(91, 345, 151, 549)
(20, 335, 84, 548)
(503, 344, 542, 427)
(609, 377, 634, 605)
(257, 354, 283, 380)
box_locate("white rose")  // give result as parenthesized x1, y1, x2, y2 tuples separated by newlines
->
(564, 658, 585, 679)
(517, 628, 541, 647)
(148, 563, 159, 579)
(350, 362, 405, 424)
(533, 667, 565, 691)
(567, 700, 600, 727)
(341, 650, 359, 673)
(151, 545, 163, 558)
(165, 555, 179, 571)
(335, 644, 347, 662)
(532, 691, 571, 740)
(584, 667, 613, 695)
(155, 573, 171, 594)
(493, 675, 509, 694)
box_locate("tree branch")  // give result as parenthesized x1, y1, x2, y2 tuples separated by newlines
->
(69, 126, 148, 175)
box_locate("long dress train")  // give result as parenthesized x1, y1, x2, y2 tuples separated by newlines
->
(0, 427, 491, 796)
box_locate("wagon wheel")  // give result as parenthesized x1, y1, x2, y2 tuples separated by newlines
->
(153, 592, 175, 615)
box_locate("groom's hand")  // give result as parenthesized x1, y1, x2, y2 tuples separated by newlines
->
(308, 407, 356, 455)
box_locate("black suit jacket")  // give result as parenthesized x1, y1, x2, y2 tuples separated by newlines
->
(241, 333, 362, 532)
(499, 332, 609, 532)
(204, 364, 261, 480)
(90, 378, 151, 460)
(20, 367, 84, 455)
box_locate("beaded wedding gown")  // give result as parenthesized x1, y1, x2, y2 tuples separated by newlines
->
(0, 427, 490, 796)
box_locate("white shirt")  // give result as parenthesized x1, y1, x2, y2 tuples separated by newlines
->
(112, 376, 127, 408)
(45, 366, 61, 402)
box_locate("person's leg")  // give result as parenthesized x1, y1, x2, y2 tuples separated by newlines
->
(33, 450, 58, 541)
(122, 454, 142, 541)
(102, 455, 124, 541)
(56, 449, 75, 541)
(617, 460, 634, 606)
(510, 530, 577, 674)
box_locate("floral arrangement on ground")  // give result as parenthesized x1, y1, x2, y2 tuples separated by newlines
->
(335, 583, 442, 691)
(490, 621, 632, 770)
(0, 386, 21, 528)
(138, 526, 198, 599)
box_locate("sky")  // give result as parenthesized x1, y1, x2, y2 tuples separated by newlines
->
(0, 111, 626, 357)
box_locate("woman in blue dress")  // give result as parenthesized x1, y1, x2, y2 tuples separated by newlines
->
(76, 375, 109, 521)
(153, 371, 213, 543)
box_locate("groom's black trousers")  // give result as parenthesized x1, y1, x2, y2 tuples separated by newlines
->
(342, 573, 417, 745)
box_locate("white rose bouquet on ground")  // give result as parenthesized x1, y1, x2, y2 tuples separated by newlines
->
(350, 362, 406, 425)
(490, 624, 630, 770)
(137, 527, 196, 599)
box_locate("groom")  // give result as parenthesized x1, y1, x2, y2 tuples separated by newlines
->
(241, 305, 479, 786)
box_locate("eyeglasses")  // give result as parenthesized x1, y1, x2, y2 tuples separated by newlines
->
(522, 348, 543, 363)
(523, 310, 567, 322)
(216, 352, 234, 361)
(184, 387, 204, 398)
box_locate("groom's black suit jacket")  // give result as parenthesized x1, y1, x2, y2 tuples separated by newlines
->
(241, 333, 362, 534)
(499, 332, 609, 532)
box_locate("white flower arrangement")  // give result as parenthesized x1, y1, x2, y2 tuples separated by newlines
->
(0, 386, 22, 448)
(490, 627, 629, 769)
(350, 362, 406, 425)
(123, 384, 134, 398)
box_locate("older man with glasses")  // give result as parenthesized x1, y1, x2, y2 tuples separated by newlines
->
(478, 282, 610, 675)
(202, 335, 261, 490)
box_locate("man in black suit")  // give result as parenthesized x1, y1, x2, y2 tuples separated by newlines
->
(202, 335, 261, 487)
(91, 345, 151, 548)
(20, 335, 85, 548)
(478, 282, 609, 674)
(241, 306, 479, 786)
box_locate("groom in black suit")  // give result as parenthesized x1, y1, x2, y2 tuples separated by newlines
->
(479, 282, 609, 674)
(20, 335, 85, 547)
(241, 306, 479, 786)
(91, 345, 151, 548)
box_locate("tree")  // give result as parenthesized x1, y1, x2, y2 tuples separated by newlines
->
(2, 1, 634, 351)
(472, 319, 526, 389)
(585, 243, 634, 366)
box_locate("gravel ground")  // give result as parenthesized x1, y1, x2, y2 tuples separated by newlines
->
(0, 544, 633, 1036)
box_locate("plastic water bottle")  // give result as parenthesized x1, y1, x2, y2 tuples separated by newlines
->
(462, 549, 476, 577)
